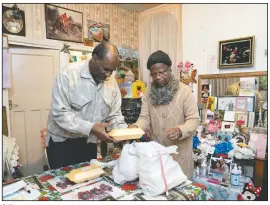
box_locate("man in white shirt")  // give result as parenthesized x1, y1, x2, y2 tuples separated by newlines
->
(46, 43, 127, 169)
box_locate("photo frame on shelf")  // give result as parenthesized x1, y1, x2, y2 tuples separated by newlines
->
(221, 121, 235, 132)
(218, 36, 255, 68)
(217, 96, 236, 111)
(45, 4, 83, 43)
(248, 112, 255, 128)
(209, 157, 232, 183)
(235, 111, 248, 127)
(246, 96, 255, 112)
(235, 97, 248, 111)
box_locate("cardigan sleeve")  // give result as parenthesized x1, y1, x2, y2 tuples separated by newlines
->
(177, 87, 199, 140)
(133, 88, 151, 132)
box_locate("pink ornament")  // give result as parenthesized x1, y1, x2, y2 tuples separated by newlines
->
(185, 61, 192, 68)
(178, 61, 183, 68)
(183, 66, 190, 73)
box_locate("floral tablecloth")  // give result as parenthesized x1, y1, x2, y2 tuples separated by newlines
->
(35, 162, 215, 201)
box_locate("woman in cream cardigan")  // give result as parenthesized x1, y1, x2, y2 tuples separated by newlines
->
(129, 50, 199, 179)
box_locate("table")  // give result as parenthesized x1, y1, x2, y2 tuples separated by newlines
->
(193, 176, 252, 200)
(32, 162, 215, 200)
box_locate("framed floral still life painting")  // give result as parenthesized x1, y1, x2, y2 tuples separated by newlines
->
(45, 4, 83, 43)
(218, 36, 255, 68)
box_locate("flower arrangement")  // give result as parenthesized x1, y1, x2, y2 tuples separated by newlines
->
(178, 61, 197, 91)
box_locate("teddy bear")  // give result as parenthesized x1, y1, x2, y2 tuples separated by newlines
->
(237, 182, 261, 200)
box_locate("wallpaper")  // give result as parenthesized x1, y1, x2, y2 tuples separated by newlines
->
(3, 4, 139, 49)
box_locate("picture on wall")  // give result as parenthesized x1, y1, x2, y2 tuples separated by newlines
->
(218, 36, 254, 68)
(88, 20, 110, 42)
(45, 4, 83, 43)
(2, 5, 26, 36)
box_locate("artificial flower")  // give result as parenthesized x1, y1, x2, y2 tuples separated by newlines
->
(185, 61, 192, 68)
(236, 120, 245, 126)
(178, 61, 183, 68)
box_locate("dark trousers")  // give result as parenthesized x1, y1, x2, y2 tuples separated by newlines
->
(47, 137, 97, 169)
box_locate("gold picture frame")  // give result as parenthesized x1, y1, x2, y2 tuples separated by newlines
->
(218, 36, 255, 68)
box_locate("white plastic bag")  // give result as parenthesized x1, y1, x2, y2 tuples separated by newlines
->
(112, 142, 139, 184)
(135, 141, 187, 196)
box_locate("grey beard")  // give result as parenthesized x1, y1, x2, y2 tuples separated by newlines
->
(150, 73, 180, 105)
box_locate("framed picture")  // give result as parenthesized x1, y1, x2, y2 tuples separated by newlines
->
(235, 111, 248, 127)
(217, 96, 236, 111)
(45, 4, 83, 43)
(88, 20, 110, 42)
(218, 36, 254, 68)
(209, 157, 232, 183)
(2, 5, 26, 36)
(221, 121, 235, 132)
(235, 97, 248, 111)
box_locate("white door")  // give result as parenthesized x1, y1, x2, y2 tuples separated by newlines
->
(9, 47, 59, 176)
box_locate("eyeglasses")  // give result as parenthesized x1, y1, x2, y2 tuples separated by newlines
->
(150, 68, 169, 79)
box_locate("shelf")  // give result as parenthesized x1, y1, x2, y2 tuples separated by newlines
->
(7, 35, 94, 52)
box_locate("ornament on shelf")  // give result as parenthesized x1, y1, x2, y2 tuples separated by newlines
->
(178, 61, 197, 91)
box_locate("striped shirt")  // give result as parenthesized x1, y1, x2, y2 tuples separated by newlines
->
(46, 61, 127, 146)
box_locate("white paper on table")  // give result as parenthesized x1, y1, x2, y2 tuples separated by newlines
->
(3, 180, 27, 197)
(224, 111, 236, 122)
(3, 189, 40, 200)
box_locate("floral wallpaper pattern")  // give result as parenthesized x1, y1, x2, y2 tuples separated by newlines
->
(3, 4, 139, 49)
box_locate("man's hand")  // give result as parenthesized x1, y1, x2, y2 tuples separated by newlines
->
(166, 127, 182, 141)
(128, 124, 138, 128)
(91, 122, 115, 142)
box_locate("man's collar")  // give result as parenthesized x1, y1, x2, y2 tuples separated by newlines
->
(80, 62, 92, 79)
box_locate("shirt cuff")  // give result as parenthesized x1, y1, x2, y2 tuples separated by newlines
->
(76, 121, 94, 137)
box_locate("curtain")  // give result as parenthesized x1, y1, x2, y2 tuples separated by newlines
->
(139, 4, 182, 85)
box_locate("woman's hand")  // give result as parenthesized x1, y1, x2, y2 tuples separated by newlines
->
(166, 127, 182, 141)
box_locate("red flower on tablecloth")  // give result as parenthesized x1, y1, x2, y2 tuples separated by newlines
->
(193, 182, 207, 191)
(61, 166, 72, 171)
(39, 196, 49, 200)
(121, 184, 137, 191)
(81, 163, 90, 167)
(39, 175, 53, 182)
(48, 185, 56, 191)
